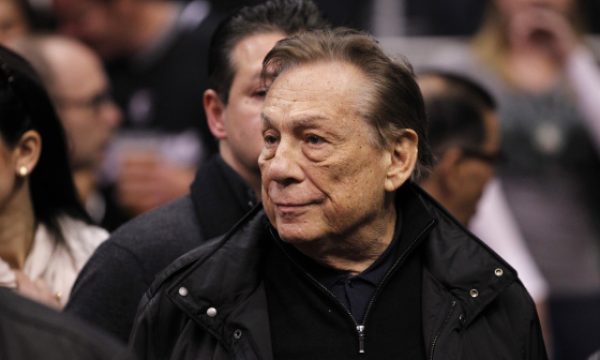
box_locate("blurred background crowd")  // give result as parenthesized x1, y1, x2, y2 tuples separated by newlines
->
(0, 0, 598, 359)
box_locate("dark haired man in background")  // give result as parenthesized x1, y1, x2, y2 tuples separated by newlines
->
(416, 71, 500, 225)
(417, 70, 553, 350)
(65, 0, 328, 343)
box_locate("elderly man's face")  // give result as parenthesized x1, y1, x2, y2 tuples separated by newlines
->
(259, 61, 396, 245)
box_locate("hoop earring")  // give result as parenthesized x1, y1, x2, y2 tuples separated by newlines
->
(18, 166, 28, 177)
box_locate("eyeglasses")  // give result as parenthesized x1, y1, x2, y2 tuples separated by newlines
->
(54, 90, 114, 115)
(460, 147, 506, 166)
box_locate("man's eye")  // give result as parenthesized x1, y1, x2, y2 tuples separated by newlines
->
(305, 134, 324, 145)
(253, 89, 267, 98)
(264, 134, 279, 145)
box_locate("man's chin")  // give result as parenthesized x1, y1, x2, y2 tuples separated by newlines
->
(275, 224, 316, 245)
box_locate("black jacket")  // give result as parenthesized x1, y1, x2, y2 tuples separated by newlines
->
(0, 288, 133, 360)
(131, 183, 547, 360)
(65, 156, 256, 342)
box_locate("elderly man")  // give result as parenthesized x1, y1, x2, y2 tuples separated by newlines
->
(130, 29, 547, 359)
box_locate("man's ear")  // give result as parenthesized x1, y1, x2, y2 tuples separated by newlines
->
(13, 130, 41, 176)
(204, 89, 227, 140)
(384, 129, 419, 192)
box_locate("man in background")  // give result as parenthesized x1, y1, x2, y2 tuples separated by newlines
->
(416, 71, 500, 225)
(11, 35, 126, 230)
(53, 0, 223, 216)
(416, 70, 551, 348)
(65, 0, 328, 342)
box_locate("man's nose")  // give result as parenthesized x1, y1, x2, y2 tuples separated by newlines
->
(265, 138, 305, 186)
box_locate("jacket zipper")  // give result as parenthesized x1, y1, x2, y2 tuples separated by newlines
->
(272, 219, 435, 355)
(269, 228, 366, 354)
(298, 271, 367, 354)
(429, 300, 457, 360)
(356, 325, 366, 354)
(357, 219, 436, 354)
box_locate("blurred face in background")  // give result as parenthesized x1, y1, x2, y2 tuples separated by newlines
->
(46, 41, 121, 170)
(54, 0, 134, 59)
(451, 110, 500, 225)
(494, 0, 573, 17)
(0, 0, 29, 45)
(207, 31, 285, 188)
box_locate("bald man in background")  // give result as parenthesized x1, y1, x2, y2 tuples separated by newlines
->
(12, 35, 127, 229)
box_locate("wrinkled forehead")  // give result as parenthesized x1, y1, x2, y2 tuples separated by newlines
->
(266, 60, 370, 100)
(261, 61, 376, 140)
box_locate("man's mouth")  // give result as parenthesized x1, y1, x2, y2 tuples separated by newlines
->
(274, 202, 313, 210)
(272, 199, 322, 215)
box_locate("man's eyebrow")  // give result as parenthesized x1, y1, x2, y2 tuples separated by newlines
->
(261, 113, 272, 129)
(261, 113, 334, 131)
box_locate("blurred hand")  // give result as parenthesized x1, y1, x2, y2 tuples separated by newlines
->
(116, 150, 196, 215)
(15, 271, 61, 309)
(508, 6, 579, 64)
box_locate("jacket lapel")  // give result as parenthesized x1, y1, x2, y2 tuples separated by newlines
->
(190, 155, 256, 240)
(413, 184, 518, 358)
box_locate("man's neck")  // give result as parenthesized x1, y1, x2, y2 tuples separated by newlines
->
(219, 146, 261, 198)
(292, 206, 397, 275)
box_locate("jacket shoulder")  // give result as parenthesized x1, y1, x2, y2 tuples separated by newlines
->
(65, 196, 204, 342)
(140, 204, 265, 301)
(109, 196, 202, 253)
(463, 281, 547, 359)
(130, 205, 267, 359)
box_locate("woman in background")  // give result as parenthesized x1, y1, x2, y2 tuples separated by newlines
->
(0, 45, 107, 308)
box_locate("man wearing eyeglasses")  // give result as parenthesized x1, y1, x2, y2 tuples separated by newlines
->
(416, 71, 501, 225)
(11, 35, 125, 229)
(417, 71, 554, 348)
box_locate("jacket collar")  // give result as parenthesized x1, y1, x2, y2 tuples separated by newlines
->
(415, 184, 518, 328)
(190, 155, 257, 240)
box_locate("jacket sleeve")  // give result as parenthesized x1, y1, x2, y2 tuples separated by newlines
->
(128, 291, 159, 360)
(507, 282, 549, 360)
(65, 239, 151, 343)
(525, 302, 549, 360)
